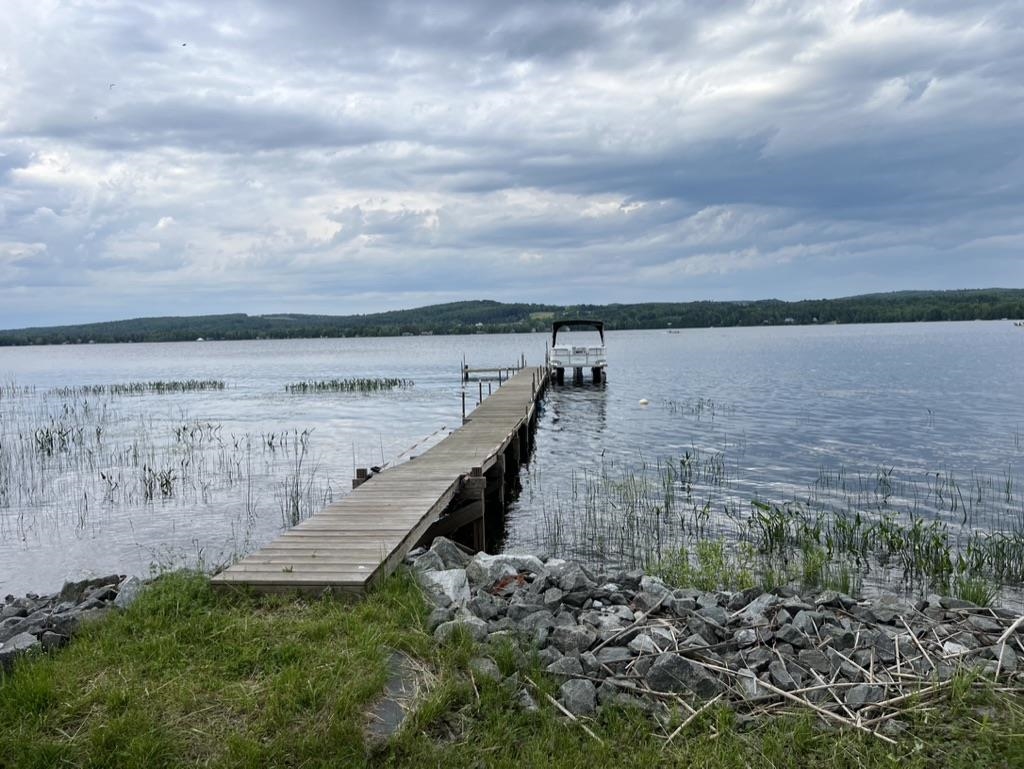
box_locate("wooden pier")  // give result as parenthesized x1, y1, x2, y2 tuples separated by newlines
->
(211, 366, 548, 597)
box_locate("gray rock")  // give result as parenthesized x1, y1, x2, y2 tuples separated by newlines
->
(737, 646, 773, 672)
(768, 660, 797, 691)
(58, 574, 124, 604)
(967, 614, 1003, 634)
(775, 623, 808, 648)
(550, 625, 596, 654)
(639, 575, 671, 601)
(516, 689, 539, 712)
(410, 549, 446, 572)
(845, 684, 884, 710)
(542, 587, 565, 610)
(507, 602, 546, 621)
(0, 631, 41, 670)
(737, 668, 769, 699)
(547, 656, 585, 677)
(537, 646, 563, 667)
(595, 646, 634, 672)
(645, 653, 723, 697)
(40, 631, 67, 652)
(466, 553, 545, 587)
(113, 576, 144, 610)
(696, 605, 728, 628)
(430, 537, 472, 569)
(434, 614, 488, 643)
(633, 590, 666, 612)
(426, 606, 455, 632)
(546, 559, 595, 593)
(417, 569, 470, 607)
(942, 640, 972, 656)
(519, 610, 556, 634)
(628, 633, 662, 655)
(737, 592, 780, 622)
(734, 628, 759, 648)
(559, 678, 597, 716)
(469, 656, 502, 681)
(668, 597, 697, 616)
(797, 649, 831, 675)
(467, 592, 505, 621)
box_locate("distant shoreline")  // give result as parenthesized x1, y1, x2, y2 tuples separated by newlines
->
(1, 289, 1022, 347)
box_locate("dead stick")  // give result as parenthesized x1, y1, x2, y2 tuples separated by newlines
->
(525, 677, 604, 745)
(592, 593, 669, 652)
(664, 693, 723, 746)
(995, 614, 1024, 679)
(753, 677, 897, 744)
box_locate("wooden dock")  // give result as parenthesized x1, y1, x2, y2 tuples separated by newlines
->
(211, 366, 548, 596)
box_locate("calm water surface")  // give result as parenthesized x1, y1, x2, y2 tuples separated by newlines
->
(1, 322, 1022, 594)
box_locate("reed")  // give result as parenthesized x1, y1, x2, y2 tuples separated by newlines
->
(284, 377, 413, 393)
(49, 380, 225, 397)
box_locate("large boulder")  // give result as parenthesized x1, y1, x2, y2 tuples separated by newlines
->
(466, 553, 545, 587)
(416, 569, 470, 607)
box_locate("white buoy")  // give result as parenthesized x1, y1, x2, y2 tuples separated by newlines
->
(638, 398, 649, 406)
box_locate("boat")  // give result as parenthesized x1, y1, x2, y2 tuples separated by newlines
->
(548, 319, 607, 384)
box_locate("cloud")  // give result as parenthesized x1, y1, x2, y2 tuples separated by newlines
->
(0, 0, 1021, 326)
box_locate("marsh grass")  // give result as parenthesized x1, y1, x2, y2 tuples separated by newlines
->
(0, 388, 329, 555)
(50, 380, 225, 397)
(528, 447, 1024, 600)
(285, 378, 413, 394)
(1, 571, 1023, 768)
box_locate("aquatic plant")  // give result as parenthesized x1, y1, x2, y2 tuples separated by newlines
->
(285, 377, 413, 394)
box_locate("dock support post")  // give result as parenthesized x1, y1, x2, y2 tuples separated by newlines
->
(352, 468, 369, 489)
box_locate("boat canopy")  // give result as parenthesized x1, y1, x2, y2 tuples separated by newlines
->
(552, 319, 605, 346)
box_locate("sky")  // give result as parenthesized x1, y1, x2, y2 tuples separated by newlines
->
(1, 1, 1023, 328)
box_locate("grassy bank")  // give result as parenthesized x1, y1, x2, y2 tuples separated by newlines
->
(2, 571, 1023, 768)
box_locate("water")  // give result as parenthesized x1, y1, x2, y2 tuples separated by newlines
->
(1, 322, 1022, 595)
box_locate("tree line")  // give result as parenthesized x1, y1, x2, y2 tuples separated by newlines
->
(1, 289, 1022, 346)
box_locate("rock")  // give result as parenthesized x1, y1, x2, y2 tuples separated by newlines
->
(40, 631, 67, 652)
(467, 592, 505, 621)
(737, 645, 773, 672)
(628, 633, 662, 655)
(0, 632, 41, 670)
(737, 668, 769, 699)
(737, 592, 780, 623)
(469, 656, 502, 681)
(546, 560, 596, 593)
(559, 678, 597, 716)
(595, 646, 634, 673)
(942, 640, 972, 656)
(57, 575, 123, 605)
(645, 653, 723, 697)
(537, 646, 563, 667)
(550, 625, 597, 654)
(466, 553, 544, 587)
(426, 607, 455, 632)
(434, 614, 488, 643)
(775, 623, 808, 648)
(363, 651, 427, 751)
(639, 575, 671, 601)
(417, 569, 470, 607)
(668, 597, 697, 616)
(845, 684, 884, 710)
(696, 605, 728, 628)
(113, 576, 144, 610)
(797, 649, 831, 676)
(507, 602, 546, 621)
(516, 689, 539, 712)
(410, 550, 445, 572)
(519, 610, 556, 634)
(633, 590, 666, 612)
(547, 656, 585, 677)
(734, 628, 759, 648)
(542, 587, 565, 610)
(768, 660, 797, 691)
(939, 596, 977, 610)
(967, 614, 1003, 634)
(430, 537, 472, 569)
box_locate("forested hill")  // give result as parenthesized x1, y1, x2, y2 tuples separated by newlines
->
(2, 289, 1023, 345)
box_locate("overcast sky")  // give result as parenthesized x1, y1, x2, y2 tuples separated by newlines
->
(1, 1, 1022, 327)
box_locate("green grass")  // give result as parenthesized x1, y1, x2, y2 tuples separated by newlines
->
(2, 571, 1023, 768)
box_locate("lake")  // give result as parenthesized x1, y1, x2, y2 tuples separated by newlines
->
(1, 322, 1022, 596)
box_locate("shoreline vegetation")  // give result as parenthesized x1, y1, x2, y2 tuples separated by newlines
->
(1, 288, 1023, 346)
(1, 558, 1022, 768)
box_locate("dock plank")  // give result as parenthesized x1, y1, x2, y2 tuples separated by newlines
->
(211, 366, 547, 597)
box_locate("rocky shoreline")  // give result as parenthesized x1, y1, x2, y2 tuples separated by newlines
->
(5, 545, 1023, 740)
(0, 574, 143, 670)
(408, 538, 1024, 735)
